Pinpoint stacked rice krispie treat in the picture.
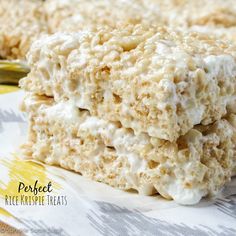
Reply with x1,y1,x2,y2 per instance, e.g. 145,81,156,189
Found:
20,25,236,204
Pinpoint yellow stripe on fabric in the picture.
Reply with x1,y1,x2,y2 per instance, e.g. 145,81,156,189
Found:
0,85,19,94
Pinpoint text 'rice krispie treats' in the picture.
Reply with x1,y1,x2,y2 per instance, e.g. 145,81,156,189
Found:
20,25,236,141
20,93,236,205
0,0,48,59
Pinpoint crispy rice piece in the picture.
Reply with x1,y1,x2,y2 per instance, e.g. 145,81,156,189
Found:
20,93,236,205
20,25,236,141
0,0,48,59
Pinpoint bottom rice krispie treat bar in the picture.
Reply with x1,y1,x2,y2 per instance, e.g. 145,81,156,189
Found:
20,94,236,205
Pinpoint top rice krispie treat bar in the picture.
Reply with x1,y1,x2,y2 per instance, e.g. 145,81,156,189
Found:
20,25,236,141
0,0,48,59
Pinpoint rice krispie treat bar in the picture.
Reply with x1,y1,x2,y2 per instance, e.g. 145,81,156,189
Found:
163,0,236,28
20,25,236,141
0,0,48,59
1,0,236,60
20,93,236,205
0,0,164,59
44,0,236,45
44,0,164,33
152,0,236,42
